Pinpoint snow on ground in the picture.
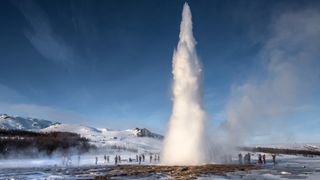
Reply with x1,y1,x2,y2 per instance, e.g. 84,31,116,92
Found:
0,153,161,179
2,114,320,179
253,143,320,151
1,155,320,179
41,124,162,153
0,114,57,130
0,153,158,169
1,114,163,154
201,155,320,179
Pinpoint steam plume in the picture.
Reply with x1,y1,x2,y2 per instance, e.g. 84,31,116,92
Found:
224,9,320,145
161,3,207,165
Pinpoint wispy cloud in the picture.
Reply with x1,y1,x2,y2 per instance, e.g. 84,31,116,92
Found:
13,0,78,68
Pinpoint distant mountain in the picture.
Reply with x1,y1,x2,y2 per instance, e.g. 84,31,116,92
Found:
0,114,59,130
132,127,164,139
0,113,163,153
41,124,163,153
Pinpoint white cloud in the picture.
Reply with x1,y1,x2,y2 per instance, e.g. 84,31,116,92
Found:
14,0,78,68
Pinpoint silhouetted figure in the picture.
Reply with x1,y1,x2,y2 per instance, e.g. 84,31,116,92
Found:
244,154,247,164
154,154,158,162
247,153,251,164
118,155,121,163
262,154,266,164
136,155,138,162
272,154,276,166
95,156,98,165
104,155,107,163
142,154,145,162
258,154,263,164
150,155,153,163
139,155,142,165
238,153,243,164
129,157,132,162
115,155,118,165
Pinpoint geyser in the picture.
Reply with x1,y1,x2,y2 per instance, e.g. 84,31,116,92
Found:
162,3,207,165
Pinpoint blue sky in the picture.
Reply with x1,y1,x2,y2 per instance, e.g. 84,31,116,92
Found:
0,0,319,143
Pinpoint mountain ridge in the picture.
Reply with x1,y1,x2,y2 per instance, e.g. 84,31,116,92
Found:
0,113,163,153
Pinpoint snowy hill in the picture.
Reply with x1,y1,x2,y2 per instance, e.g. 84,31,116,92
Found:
0,113,163,153
41,124,163,153
0,114,58,130
253,143,320,151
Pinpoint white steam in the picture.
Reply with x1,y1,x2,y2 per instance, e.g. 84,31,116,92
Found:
224,9,320,145
161,3,207,165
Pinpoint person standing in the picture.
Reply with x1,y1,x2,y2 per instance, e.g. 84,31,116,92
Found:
258,154,262,164
115,155,118,165
139,155,142,165
95,156,98,165
262,154,266,164
150,155,153,163
272,154,276,166
238,153,243,164
243,154,248,164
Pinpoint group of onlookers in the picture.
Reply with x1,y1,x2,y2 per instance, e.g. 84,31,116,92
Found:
238,153,276,165
93,153,160,165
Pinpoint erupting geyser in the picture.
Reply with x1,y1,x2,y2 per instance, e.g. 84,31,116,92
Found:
162,3,207,165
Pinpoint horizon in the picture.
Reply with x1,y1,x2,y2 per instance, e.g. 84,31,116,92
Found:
1,0,320,144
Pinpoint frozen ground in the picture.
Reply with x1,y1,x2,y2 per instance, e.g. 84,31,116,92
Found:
208,155,320,179
0,153,162,179
41,124,163,153
253,143,320,151
1,154,320,179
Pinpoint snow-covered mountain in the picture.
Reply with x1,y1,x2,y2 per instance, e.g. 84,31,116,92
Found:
0,114,59,130
42,124,163,153
0,113,163,153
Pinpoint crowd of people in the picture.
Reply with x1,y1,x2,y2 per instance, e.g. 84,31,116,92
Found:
238,153,276,166
69,153,277,167
93,153,160,165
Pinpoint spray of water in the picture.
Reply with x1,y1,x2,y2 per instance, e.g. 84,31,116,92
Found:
161,3,207,165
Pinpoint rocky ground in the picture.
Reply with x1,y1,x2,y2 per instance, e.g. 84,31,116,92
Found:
95,164,258,179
